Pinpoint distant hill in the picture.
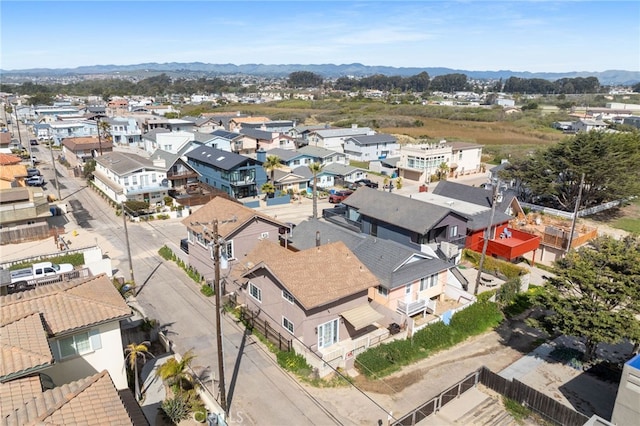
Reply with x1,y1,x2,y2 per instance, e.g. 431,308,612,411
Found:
1,62,639,85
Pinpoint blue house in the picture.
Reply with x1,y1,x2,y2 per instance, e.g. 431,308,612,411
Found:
185,145,266,199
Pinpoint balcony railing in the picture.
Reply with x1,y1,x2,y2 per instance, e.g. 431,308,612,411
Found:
397,298,437,317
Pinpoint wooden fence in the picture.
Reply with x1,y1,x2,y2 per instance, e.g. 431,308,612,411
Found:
478,367,590,426
239,307,292,352
394,366,590,426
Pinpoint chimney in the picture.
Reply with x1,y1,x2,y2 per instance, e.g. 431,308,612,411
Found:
316,231,321,247
256,148,266,163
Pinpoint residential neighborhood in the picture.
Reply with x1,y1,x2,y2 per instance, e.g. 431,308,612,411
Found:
1,43,639,426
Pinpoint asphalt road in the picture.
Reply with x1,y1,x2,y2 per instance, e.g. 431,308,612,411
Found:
45,156,355,425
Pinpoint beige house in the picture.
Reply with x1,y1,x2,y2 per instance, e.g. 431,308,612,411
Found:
398,140,483,182
229,240,384,376
61,136,114,169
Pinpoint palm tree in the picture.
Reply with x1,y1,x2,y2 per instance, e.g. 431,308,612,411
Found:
261,182,276,198
308,162,323,220
262,155,282,183
156,349,197,394
437,162,450,181
125,341,153,401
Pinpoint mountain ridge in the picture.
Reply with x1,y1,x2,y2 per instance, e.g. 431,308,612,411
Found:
1,62,638,85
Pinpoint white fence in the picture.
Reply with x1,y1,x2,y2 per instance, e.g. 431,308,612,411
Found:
520,198,627,219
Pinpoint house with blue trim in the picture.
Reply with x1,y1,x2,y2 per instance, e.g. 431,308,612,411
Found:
185,145,266,199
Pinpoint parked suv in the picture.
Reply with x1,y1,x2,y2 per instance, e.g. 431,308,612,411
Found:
354,179,379,189
26,176,45,186
328,190,353,203
27,168,41,177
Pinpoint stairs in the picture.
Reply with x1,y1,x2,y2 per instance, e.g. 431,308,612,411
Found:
455,396,517,426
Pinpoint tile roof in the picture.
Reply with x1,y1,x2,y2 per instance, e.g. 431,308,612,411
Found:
2,370,142,426
182,196,286,239
0,375,43,413
62,137,114,152
0,153,22,166
242,240,378,310
0,164,28,182
0,274,131,337
0,313,53,381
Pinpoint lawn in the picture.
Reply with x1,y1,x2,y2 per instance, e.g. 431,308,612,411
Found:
611,199,640,234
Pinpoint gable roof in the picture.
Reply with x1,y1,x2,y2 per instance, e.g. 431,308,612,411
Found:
345,134,397,146
298,145,339,159
182,196,285,239
239,127,273,140
342,187,455,234
0,274,131,338
263,147,301,162
432,180,517,212
0,153,22,166
2,370,145,426
210,129,241,141
310,127,373,138
0,312,53,382
290,220,452,289
321,163,365,176
185,145,259,171
96,151,162,175
242,240,378,310
62,137,113,152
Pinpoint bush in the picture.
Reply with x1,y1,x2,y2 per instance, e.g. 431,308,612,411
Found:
9,253,85,270
462,249,527,279
161,395,190,424
200,284,214,297
356,301,503,378
277,351,312,376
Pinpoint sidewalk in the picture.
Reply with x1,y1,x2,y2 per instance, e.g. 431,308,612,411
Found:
140,353,172,426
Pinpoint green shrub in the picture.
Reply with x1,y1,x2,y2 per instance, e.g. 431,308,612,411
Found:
462,249,527,279
9,253,85,270
158,245,173,260
502,396,531,423
277,351,312,376
449,302,503,336
161,396,190,424
200,284,214,297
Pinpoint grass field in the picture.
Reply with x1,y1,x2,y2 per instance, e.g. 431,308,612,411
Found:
611,199,640,234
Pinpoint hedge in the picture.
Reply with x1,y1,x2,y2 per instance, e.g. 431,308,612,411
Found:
462,249,527,279
355,301,503,378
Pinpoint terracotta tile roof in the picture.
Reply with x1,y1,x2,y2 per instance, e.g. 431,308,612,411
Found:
242,240,378,309
0,274,131,336
0,313,53,381
61,136,114,152
231,116,271,124
0,133,10,146
0,375,42,413
0,153,22,166
0,164,28,182
182,197,286,239
2,370,140,426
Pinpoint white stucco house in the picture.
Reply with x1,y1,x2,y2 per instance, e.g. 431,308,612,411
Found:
93,151,169,205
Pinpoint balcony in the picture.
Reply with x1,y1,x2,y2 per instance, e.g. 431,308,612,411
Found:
230,176,255,186
168,171,198,180
485,228,541,261
397,298,437,317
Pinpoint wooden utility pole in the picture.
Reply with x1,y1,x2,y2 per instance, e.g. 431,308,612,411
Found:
474,182,499,295
212,219,227,414
121,202,135,283
49,141,62,201
96,118,104,155
566,173,585,254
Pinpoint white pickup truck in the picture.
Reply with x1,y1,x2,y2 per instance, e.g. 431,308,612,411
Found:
10,262,74,291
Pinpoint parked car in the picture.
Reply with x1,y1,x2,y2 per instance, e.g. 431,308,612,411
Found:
27,168,41,177
30,139,38,145
328,190,353,203
26,175,45,186
354,179,379,189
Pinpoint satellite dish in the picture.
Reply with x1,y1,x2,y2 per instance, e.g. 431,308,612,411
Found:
161,179,168,186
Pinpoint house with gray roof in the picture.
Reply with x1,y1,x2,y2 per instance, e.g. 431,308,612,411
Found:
298,145,347,165
307,125,374,153
343,134,398,162
104,117,142,146
288,220,469,324
93,151,169,205
317,163,368,188
271,165,313,194
340,187,469,258
149,147,199,194
185,145,266,199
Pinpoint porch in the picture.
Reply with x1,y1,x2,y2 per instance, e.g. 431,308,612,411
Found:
397,298,437,317
485,228,541,262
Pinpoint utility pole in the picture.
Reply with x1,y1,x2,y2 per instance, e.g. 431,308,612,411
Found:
212,219,227,415
474,181,500,295
96,118,104,155
49,142,62,200
121,201,135,283
13,104,31,166
566,173,585,254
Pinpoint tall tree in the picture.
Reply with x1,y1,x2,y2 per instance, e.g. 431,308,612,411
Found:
308,162,323,220
125,341,153,401
501,131,640,210
262,155,282,183
536,235,640,362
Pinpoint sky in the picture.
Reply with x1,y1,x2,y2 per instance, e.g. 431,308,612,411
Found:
1,1,639,73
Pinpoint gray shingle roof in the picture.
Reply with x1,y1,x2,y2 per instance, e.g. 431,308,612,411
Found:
342,187,454,234
192,131,216,143
239,128,273,140
321,163,364,176
290,220,452,289
310,127,372,138
95,151,164,175
211,129,241,140
345,134,397,146
186,145,259,170
298,145,337,159
264,147,301,162
432,180,517,212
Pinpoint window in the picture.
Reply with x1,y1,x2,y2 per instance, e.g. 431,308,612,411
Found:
419,274,438,291
282,289,294,304
405,284,411,295
249,282,262,302
223,241,234,259
124,177,129,186
151,173,157,183
317,319,339,348
282,317,294,334
449,225,458,238
377,286,388,297
132,176,138,185
56,330,101,359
